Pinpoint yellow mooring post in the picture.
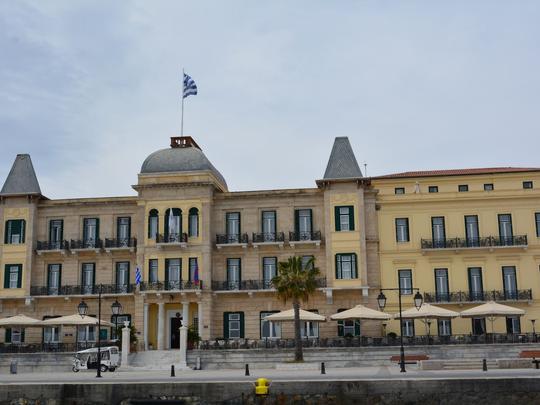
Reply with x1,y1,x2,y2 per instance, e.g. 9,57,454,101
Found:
255,378,270,396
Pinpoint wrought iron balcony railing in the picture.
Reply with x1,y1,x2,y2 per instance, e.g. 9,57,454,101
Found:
252,232,285,243
289,230,322,242
104,237,137,249
216,233,249,244
421,235,528,250
70,238,103,250
36,240,69,251
212,278,327,291
30,283,135,296
424,289,532,303
156,233,188,244
139,280,202,291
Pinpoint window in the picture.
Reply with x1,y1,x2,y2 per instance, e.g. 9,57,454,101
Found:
502,266,517,299
395,187,405,195
43,317,60,344
82,218,99,248
464,215,479,247
116,262,130,293
434,268,449,302
295,209,313,240
165,208,182,240
398,269,412,295
81,263,95,294
301,310,319,338
5,327,24,344
260,312,281,339
334,206,354,232
188,208,199,237
165,258,181,290
395,218,410,242
227,258,241,290
262,257,277,288
301,255,314,270
78,325,96,342
472,318,486,335
431,217,446,247
226,212,241,242
148,209,159,239
438,319,452,336
111,314,131,340
49,219,63,248
484,183,494,191
337,309,360,337
335,253,357,279
506,317,521,334
261,211,277,241
4,219,25,244
4,264,22,289
523,181,533,189
148,259,158,283
468,267,484,301
401,319,414,337
188,258,199,283
47,264,61,295
117,217,131,246
535,213,540,238
224,312,244,339
428,186,438,193
458,184,469,192
498,214,513,245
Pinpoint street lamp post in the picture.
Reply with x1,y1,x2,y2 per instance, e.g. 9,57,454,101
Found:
78,284,105,378
377,288,423,373
111,300,123,344
531,319,536,342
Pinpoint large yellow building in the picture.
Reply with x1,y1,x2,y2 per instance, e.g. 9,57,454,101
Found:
0,136,538,350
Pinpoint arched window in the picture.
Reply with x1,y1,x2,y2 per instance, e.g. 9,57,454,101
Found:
188,208,199,237
148,209,159,239
165,208,182,238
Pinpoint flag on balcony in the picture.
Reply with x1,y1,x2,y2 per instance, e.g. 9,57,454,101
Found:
193,260,200,285
135,266,142,285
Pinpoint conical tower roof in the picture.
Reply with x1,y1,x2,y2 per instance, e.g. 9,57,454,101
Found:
322,137,363,180
0,154,42,197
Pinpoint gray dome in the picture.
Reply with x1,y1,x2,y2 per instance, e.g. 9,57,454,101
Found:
141,146,227,187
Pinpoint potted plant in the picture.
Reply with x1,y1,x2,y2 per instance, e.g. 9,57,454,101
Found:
187,327,200,350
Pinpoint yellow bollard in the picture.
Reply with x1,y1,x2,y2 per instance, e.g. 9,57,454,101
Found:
254,377,270,396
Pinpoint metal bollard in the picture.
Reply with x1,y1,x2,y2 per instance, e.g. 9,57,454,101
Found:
196,356,201,371
171,364,175,377
321,362,326,375
245,364,250,376
482,359,487,372
10,361,17,375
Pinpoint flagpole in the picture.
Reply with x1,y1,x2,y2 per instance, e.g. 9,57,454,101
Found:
181,68,185,136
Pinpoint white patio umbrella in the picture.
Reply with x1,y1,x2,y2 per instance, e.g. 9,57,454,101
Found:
460,301,525,335
394,304,460,336
40,314,113,327
330,305,391,321
0,314,42,327
264,308,326,322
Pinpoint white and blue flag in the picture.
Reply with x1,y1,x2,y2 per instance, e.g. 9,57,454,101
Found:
183,73,198,99
135,266,142,285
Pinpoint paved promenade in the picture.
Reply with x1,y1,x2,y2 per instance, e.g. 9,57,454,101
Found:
2,365,540,384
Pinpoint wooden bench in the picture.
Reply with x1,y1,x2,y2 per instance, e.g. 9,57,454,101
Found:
519,351,540,359
390,354,429,364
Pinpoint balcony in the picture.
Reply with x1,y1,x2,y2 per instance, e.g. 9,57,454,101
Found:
212,277,327,292
104,237,137,253
30,283,135,297
156,233,188,248
215,233,249,249
69,239,103,254
424,289,532,304
252,232,285,248
289,231,322,247
36,240,69,255
421,235,528,252
139,280,202,291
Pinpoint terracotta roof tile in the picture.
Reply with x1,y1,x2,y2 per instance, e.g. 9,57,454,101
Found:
372,167,540,180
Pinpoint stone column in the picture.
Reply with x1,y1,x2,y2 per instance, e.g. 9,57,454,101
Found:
157,302,165,350
121,321,130,367
197,301,203,338
178,301,190,369
143,303,149,351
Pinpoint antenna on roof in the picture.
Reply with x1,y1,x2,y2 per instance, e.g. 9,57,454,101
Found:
364,163,367,177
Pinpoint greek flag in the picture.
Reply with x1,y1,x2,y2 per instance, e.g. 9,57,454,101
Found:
183,73,198,99
135,266,142,285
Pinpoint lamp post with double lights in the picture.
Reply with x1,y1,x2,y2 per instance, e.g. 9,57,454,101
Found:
377,288,423,373
531,319,536,342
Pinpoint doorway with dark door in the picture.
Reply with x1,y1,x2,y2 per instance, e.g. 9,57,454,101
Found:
170,316,182,349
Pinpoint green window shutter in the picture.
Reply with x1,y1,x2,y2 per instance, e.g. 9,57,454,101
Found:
59,265,62,289
239,312,245,338
92,265,96,290
294,210,300,235
4,221,8,244
352,254,358,279
21,220,25,243
223,312,230,339
354,320,361,336
21,328,25,343
4,265,9,288
348,206,355,231
126,262,130,286
335,255,341,279
60,220,64,242
337,320,344,336
83,219,88,241
165,259,170,285
308,209,313,233
95,219,100,240
16,265,22,288
239,260,242,283
164,210,170,236
47,265,51,289
5,328,11,343
334,207,340,231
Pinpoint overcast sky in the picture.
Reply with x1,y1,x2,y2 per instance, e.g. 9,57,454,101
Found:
1,1,539,199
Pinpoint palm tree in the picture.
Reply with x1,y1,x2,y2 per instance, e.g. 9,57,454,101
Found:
272,256,320,361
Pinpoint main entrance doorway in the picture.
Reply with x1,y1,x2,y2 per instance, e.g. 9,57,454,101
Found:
170,316,182,349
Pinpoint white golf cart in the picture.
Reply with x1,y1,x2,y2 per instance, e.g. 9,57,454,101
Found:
72,346,120,372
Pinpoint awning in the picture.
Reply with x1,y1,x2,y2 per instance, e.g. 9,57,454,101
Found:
460,301,525,318
0,315,41,327
394,304,460,320
330,305,391,321
40,314,113,327
264,309,326,322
